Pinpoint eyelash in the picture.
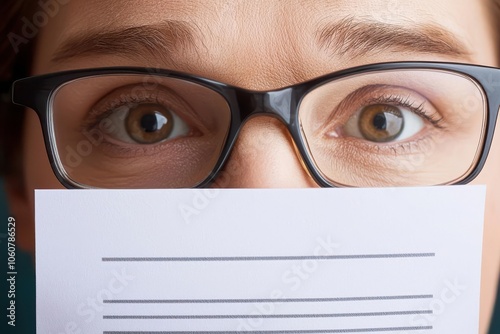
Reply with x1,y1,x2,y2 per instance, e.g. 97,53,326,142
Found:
365,94,444,129
81,90,165,131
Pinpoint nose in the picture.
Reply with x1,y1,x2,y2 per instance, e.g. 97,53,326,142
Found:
211,116,319,188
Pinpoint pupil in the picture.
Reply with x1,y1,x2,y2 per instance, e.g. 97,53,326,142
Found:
140,112,168,133
372,113,387,130
140,114,158,132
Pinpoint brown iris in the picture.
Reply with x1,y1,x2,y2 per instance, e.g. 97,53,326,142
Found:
125,103,174,144
358,104,404,142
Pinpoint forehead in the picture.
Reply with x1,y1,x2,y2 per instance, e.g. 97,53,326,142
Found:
34,0,497,89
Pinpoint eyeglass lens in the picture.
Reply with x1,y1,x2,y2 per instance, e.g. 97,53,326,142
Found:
298,70,486,186
52,75,231,188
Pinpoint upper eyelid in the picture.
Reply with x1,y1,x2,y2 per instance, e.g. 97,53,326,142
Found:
89,84,185,117
363,95,443,127
82,84,207,132
320,84,413,129
92,84,199,117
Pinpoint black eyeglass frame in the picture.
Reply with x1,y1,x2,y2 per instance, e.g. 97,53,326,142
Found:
11,61,500,189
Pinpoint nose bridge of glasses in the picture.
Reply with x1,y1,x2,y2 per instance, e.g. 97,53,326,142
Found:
236,88,294,126
263,88,294,125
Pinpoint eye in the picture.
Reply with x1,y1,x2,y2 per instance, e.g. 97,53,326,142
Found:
105,102,190,144
342,103,425,143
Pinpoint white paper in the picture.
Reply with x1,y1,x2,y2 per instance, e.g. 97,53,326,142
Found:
35,186,485,334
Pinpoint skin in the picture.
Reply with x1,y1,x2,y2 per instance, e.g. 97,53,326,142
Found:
5,0,500,331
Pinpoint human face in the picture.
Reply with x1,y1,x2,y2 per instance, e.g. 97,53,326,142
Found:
10,0,500,332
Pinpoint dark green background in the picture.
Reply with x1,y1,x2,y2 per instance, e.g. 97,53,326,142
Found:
0,180,498,333
1,180,35,333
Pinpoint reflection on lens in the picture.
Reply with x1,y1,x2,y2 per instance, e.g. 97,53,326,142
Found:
298,69,487,187
51,75,231,188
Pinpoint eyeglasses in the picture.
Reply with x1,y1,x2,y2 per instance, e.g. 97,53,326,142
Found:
11,62,500,189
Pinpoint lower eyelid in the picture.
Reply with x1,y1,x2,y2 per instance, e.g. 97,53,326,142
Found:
331,126,441,156
93,132,204,158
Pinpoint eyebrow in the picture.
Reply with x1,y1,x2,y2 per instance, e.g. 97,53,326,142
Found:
52,16,473,66
316,17,472,60
51,20,198,64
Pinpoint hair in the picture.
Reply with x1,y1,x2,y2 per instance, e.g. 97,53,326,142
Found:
1,0,500,180
0,1,37,179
